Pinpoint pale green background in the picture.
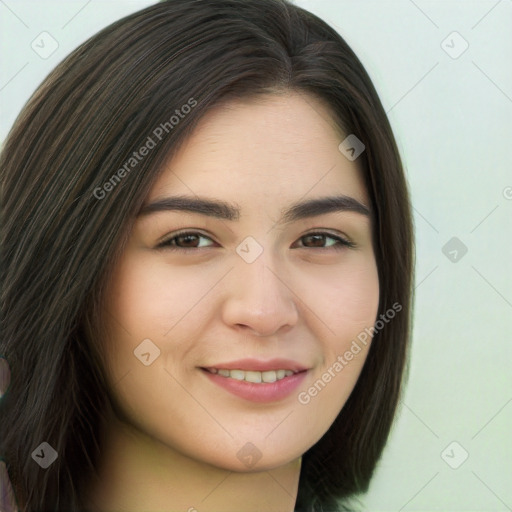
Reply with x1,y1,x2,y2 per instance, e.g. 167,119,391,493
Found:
1,1,511,510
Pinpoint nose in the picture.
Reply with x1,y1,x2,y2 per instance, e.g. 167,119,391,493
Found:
221,252,299,338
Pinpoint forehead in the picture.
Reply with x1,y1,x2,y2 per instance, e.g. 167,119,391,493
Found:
147,92,368,210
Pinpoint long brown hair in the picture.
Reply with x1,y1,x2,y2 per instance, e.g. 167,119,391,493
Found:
0,1,414,510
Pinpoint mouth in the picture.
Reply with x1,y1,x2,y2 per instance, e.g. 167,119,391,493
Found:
201,367,303,384
199,359,310,403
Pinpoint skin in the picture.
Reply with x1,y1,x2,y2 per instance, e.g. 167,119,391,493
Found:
86,91,380,512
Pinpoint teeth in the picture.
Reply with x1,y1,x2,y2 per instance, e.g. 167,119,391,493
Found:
207,368,297,383
262,370,276,383
245,371,262,383
230,369,245,381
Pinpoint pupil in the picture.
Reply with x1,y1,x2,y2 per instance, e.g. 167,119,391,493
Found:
180,234,197,247
307,234,324,247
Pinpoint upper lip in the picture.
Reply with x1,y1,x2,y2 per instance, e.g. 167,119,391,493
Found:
202,358,309,373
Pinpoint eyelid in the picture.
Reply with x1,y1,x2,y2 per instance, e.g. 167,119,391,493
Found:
155,229,356,251
155,228,215,248
296,230,356,249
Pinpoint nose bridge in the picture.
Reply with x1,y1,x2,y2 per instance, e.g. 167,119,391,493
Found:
235,240,286,304
222,237,298,336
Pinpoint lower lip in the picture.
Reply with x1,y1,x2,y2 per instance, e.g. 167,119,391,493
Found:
201,369,308,403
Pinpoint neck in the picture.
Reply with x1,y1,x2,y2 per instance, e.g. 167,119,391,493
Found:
85,415,301,512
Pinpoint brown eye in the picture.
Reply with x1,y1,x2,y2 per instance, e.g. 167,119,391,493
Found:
158,231,215,250
174,234,201,248
296,232,355,250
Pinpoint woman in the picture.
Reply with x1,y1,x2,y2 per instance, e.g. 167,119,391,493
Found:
0,0,414,510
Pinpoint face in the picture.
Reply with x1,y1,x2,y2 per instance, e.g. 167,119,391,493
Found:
100,91,379,472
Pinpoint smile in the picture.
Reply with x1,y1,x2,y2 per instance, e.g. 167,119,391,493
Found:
204,368,297,383
201,367,308,403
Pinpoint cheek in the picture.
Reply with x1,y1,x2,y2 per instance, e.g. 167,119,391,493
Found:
106,249,379,362
101,255,177,380
102,253,224,384
299,252,380,341
106,253,209,338
293,253,379,419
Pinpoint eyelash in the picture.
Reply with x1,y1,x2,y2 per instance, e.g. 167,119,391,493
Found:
156,230,356,251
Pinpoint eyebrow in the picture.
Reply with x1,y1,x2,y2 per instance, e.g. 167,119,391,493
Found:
137,194,370,223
